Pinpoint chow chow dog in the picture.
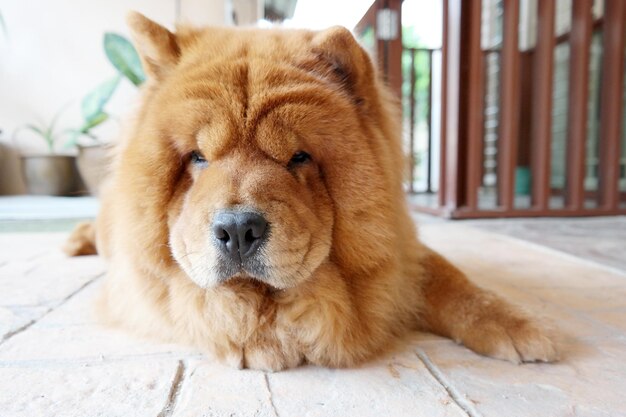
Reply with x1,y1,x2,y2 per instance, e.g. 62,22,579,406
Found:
65,12,557,370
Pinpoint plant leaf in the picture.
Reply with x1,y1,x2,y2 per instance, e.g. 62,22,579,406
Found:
64,112,109,148
80,112,109,132
23,124,46,138
23,123,54,152
82,76,121,122
63,130,93,148
46,104,69,143
15,104,71,153
104,33,145,86
63,130,82,149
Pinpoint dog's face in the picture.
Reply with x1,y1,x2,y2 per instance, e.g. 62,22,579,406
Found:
121,14,399,289
163,71,336,288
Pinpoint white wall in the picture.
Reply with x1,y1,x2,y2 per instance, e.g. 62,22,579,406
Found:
0,0,255,194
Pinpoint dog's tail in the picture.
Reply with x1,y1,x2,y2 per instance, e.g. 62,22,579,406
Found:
63,221,98,256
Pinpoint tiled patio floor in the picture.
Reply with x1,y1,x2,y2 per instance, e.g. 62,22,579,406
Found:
467,216,626,272
1,222,625,416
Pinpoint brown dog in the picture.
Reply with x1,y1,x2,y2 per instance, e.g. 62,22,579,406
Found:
65,12,557,370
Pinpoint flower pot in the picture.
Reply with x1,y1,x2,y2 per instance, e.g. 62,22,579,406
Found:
76,144,114,196
21,155,82,196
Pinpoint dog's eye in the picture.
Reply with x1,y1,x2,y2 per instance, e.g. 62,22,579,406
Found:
190,151,208,168
288,151,311,168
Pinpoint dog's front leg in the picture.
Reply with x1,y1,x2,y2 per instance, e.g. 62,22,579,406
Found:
418,247,558,363
273,262,392,368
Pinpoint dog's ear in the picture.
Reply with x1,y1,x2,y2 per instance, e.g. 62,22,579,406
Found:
126,11,180,80
310,26,376,105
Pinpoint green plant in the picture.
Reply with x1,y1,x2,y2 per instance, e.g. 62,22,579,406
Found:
14,106,71,153
68,33,145,146
69,75,121,143
104,33,145,86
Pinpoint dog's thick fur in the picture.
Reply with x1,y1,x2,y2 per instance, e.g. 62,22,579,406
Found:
65,12,557,370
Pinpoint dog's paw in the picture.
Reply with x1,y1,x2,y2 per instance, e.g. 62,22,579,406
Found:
460,317,558,364
243,343,303,372
63,221,97,256
208,342,245,369
222,346,245,369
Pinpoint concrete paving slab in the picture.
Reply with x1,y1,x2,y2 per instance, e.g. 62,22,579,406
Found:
0,281,197,364
0,360,180,417
267,344,467,417
173,359,278,417
417,337,626,417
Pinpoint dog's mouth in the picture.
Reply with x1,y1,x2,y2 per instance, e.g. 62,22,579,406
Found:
219,273,281,293
213,251,269,283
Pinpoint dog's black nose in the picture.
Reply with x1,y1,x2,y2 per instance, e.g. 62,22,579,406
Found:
212,211,268,261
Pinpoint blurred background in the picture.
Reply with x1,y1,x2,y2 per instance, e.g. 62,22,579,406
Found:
0,0,624,223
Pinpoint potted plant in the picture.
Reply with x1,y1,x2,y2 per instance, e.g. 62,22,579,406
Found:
15,108,82,196
71,75,121,196
69,33,145,195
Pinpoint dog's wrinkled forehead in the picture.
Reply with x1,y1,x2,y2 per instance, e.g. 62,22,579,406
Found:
151,58,350,164
126,11,372,108
151,71,319,164
126,11,376,168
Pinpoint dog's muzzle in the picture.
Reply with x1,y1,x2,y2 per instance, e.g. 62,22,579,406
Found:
211,209,269,281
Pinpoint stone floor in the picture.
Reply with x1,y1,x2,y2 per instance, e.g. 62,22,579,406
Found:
1,219,626,416
467,216,626,272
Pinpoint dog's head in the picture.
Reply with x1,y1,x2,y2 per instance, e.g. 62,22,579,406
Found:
118,13,402,289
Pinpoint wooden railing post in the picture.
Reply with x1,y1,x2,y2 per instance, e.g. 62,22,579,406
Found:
565,0,593,209
598,0,625,209
530,0,556,210
497,0,521,210
463,0,485,210
440,0,484,215
354,0,403,100
440,0,464,213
